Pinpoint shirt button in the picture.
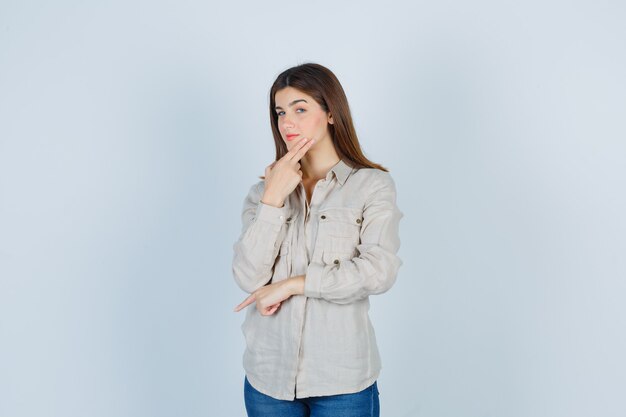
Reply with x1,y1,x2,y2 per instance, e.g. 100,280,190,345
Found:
356,218,362,224
333,259,339,264
320,215,326,220
279,215,284,220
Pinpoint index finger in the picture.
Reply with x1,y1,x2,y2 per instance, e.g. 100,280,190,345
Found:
284,137,311,161
234,293,256,312
290,137,315,162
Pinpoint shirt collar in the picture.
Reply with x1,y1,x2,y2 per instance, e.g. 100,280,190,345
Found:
327,159,354,186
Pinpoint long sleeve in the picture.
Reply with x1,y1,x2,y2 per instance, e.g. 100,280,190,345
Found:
232,181,290,293
303,173,403,304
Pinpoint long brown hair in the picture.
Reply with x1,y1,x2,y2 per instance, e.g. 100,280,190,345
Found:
265,63,388,176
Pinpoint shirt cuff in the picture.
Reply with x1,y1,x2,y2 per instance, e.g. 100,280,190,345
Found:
304,261,325,299
255,201,289,226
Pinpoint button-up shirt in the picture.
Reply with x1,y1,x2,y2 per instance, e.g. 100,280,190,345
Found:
232,158,403,401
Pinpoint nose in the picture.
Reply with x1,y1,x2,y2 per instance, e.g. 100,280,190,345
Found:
280,115,295,130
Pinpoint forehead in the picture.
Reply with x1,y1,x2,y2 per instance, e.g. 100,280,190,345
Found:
274,86,315,105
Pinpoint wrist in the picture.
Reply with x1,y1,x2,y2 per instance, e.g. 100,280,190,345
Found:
261,192,284,208
286,275,305,296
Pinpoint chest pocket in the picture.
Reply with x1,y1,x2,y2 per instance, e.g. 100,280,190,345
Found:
317,207,364,261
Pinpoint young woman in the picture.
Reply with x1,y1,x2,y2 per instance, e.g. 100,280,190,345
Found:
232,62,403,417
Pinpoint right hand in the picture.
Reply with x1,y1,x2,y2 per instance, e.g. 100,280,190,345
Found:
261,137,315,207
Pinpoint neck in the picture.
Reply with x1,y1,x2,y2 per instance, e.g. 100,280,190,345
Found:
300,140,341,181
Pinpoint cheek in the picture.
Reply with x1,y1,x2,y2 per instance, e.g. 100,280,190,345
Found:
307,114,327,132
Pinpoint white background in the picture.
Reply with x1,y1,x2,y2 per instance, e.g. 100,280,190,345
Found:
1,1,625,416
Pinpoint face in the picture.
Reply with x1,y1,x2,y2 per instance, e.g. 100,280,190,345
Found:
274,86,333,150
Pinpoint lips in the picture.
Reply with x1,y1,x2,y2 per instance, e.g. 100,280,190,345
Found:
286,134,299,141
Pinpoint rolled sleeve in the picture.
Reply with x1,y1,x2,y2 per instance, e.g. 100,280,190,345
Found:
303,173,403,304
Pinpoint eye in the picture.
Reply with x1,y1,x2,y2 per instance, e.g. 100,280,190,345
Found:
276,108,306,117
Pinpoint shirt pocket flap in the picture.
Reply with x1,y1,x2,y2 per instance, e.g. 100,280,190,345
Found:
318,207,364,238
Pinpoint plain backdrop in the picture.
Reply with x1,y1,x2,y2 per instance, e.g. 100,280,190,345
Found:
1,1,625,416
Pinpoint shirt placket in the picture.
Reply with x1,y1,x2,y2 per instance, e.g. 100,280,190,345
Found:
293,177,330,397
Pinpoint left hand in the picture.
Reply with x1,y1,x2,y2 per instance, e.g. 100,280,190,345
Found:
234,276,304,316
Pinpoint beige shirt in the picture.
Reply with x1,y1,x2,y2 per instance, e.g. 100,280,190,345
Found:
232,158,403,401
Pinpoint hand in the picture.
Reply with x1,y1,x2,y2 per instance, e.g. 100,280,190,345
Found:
233,276,306,316
233,280,291,316
262,137,315,207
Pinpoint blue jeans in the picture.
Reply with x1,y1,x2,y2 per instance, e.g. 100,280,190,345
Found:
244,375,380,417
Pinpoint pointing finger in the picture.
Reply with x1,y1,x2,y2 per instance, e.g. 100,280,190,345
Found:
285,137,311,161
292,137,316,161
234,294,256,312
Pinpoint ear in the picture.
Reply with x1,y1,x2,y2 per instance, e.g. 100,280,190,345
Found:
328,113,334,125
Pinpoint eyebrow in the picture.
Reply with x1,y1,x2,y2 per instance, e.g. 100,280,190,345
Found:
275,99,308,110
